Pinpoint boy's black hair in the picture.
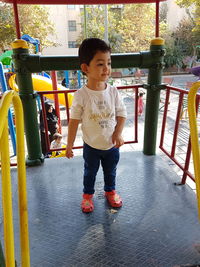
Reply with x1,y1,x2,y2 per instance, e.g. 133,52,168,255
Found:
78,38,111,66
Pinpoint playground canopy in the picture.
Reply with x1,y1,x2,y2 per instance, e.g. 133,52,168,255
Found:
2,0,165,4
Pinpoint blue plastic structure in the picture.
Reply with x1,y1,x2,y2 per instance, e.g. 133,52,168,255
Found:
21,34,40,53
0,63,16,155
78,70,81,88
64,70,69,88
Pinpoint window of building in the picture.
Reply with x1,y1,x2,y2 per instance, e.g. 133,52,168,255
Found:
68,20,76,31
68,41,77,48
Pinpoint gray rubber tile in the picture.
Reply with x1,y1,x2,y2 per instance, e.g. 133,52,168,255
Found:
0,151,200,267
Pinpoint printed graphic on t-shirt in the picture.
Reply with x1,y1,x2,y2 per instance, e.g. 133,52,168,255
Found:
89,100,114,129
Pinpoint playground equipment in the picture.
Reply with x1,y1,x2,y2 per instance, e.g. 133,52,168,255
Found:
0,50,13,66
5,0,200,266
0,63,16,156
188,80,200,219
9,74,73,107
0,90,30,267
50,145,66,158
10,37,165,166
21,34,40,53
63,70,82,88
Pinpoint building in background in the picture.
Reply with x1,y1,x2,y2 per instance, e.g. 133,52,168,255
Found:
42,1,189,56
42,5,82,55
166,0,188,30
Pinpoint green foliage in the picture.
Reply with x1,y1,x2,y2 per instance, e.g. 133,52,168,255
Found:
117,4,156,52
78,3,198,69
78,5,122,52
176,0,200,8
162,0,200,69
164,36,184,68
78,4,167,53
192,6,200,36
0,3,57,51
173,18,197,55
176,0,200,45
163,17,197,69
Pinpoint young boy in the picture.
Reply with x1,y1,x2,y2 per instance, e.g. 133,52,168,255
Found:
66,38,127,213
50,133,66,157
50,133,63,150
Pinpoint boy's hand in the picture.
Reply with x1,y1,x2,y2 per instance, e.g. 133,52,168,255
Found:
112,132,124,148
66,145,74,158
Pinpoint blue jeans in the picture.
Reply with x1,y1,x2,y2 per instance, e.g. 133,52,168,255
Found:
83,143,120,194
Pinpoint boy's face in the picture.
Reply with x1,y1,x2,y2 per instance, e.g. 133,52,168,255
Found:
56,137,62,144
81,51,111,82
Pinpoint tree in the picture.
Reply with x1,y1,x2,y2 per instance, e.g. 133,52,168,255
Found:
118,4,165,52
78,5,122,53
174,18,198,55
163,35,184,69
176,0,200,7
78,4,167,53
176,0,200,44
159,0,200,69
0,3,56,51
162,17,199,70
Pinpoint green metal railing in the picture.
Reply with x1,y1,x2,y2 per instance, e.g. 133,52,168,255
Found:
11,38,165,165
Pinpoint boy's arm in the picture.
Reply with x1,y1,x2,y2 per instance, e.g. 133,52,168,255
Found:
66,118,80,158
112,116,126,148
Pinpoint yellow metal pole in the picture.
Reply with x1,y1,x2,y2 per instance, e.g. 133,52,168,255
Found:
0,90,30,266
188,81,200,220
0,122,15,267
13,94,30,267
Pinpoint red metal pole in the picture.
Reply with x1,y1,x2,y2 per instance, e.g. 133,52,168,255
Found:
41,95,51,152
13,0,21,39
159,88,170,148
155,0,160,37
134,86,138,143
171,92,184,157
181,140,192,184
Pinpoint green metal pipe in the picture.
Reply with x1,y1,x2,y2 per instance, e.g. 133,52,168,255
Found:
11,40,44,166
0,241,5,267
12,52,156,73
112,52,154,69
143,38,165,155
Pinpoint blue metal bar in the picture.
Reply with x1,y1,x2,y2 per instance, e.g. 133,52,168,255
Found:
0,63,16,155
77,70,81,88
64,70,69,88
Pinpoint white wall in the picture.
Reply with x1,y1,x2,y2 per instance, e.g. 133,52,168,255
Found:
166,0,188,30
42,5,82,56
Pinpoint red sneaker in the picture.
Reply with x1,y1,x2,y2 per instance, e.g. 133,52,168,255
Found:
81,194,94,213
105,190,122,208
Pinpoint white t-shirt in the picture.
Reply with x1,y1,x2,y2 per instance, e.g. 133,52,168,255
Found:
70,84,127,150
50,140,62,149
